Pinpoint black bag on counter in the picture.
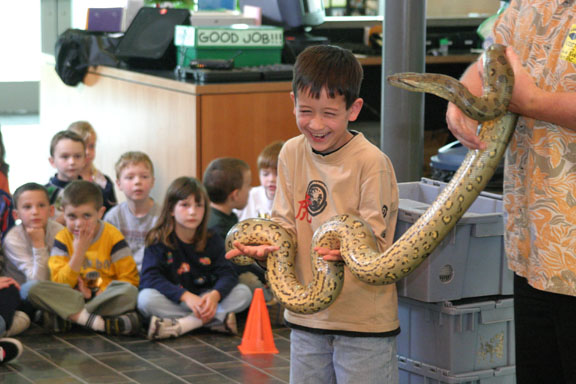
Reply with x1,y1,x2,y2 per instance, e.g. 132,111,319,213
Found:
55,29,121,86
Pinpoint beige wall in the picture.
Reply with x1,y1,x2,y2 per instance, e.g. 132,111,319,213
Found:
427,0,501,18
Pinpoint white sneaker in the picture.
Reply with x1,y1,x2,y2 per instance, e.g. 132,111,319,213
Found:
6,311,30,337
147,316,182,340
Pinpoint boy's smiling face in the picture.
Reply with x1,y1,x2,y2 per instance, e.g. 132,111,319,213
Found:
14,190,53,229
291,87,363,154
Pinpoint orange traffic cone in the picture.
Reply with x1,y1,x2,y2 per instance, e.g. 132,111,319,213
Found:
238,288,279,354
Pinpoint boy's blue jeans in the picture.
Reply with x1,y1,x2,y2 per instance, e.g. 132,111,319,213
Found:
289,329,398,384
137,284,252,324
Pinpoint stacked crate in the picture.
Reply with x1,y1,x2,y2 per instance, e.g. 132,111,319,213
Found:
395,179,516,384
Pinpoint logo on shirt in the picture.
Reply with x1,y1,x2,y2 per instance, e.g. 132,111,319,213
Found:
296,181,328,222
307,181,328,216
177,262,191,275
199,257,211,266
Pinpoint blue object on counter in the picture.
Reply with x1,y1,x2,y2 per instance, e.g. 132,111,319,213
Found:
198,0,236,10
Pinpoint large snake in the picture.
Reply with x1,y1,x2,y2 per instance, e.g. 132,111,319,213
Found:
226,44,518,314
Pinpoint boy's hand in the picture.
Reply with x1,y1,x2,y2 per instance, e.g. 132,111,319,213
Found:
315,247,344,262
225,241,279,262
0,277,20,290
26,226,46,249
70,221,99,272
73,221,98,256
76,277,92,299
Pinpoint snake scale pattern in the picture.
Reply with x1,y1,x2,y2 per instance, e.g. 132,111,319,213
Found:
226,44,518,314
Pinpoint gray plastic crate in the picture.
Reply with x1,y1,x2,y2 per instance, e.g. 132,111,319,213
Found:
397,296,515,374
398,357,516,384
395,178,513,302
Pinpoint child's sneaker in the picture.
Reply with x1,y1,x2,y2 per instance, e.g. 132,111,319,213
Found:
42,311,73,333
0,338,23,364
209,312,238,336
104,311,142,336
147,316,182,340
6,311,30,337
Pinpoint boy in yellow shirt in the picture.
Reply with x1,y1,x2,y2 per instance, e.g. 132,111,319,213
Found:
28,180,140,335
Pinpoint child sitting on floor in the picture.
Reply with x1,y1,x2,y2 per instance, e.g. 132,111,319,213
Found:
235,140,284,221
138,177,251,340
67,121,117,213
27,181,140,335
104,151,160,273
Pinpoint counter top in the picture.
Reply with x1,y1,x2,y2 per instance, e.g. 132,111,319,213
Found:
86,65,293,95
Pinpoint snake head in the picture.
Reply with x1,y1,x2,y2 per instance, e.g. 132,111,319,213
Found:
387,72,461,100
387,72,424,91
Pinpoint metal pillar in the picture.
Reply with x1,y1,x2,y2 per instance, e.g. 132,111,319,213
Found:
381,0,426,182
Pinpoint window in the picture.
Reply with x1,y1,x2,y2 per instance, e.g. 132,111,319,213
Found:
0,0,41,82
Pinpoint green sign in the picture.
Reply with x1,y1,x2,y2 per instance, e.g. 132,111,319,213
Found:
175,26,284,48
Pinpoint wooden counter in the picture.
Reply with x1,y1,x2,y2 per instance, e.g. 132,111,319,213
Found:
356,54,479,66
40,62,298,202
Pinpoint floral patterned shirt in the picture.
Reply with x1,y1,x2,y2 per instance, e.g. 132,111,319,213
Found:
494,0,576,295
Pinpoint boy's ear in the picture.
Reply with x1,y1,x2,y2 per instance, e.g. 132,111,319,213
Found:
347,98,364,122
290,92,296,114
229,188,239,203
48,157,55,168
12,209,19,221
115,178,121,188
97,206,106,219
49,205,55,218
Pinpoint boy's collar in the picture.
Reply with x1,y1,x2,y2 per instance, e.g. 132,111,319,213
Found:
311,130,359,156
52,174,81,186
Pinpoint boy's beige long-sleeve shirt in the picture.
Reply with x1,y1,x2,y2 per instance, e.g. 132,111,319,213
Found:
272,132,400,334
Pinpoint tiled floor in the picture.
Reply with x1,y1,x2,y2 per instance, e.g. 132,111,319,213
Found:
1,307,291,384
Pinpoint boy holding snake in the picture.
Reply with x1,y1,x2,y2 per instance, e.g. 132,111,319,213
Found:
227,45,400,383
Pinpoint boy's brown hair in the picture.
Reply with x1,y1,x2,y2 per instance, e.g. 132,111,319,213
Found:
292,45,363,109
114,151,155,179
203,158,250,204
61,180,103,210
257,141,284,171
12,183,50,209
49,131,86,157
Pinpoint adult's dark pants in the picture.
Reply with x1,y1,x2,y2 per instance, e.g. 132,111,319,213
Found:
514,274,576,384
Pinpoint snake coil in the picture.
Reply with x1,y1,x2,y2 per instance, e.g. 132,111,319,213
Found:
226,44,518,314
